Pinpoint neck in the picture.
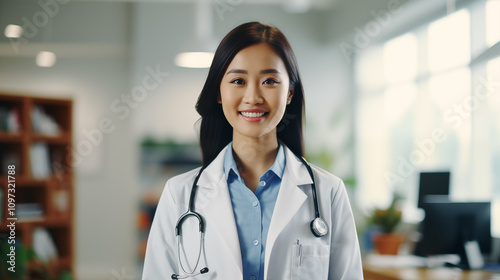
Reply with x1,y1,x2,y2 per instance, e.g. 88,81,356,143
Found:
231,131,279,184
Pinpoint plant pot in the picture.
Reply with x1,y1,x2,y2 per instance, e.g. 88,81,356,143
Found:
373,233,404,255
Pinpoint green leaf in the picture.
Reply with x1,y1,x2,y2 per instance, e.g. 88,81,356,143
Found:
59,270,74,280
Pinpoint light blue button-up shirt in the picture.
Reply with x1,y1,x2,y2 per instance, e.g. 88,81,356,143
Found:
223,142,285,280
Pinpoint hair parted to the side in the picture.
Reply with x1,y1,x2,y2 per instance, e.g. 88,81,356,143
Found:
195,21,305,166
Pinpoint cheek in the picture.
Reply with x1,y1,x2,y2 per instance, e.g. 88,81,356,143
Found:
273,90,290,112
219,88,238,118
219,84,230,104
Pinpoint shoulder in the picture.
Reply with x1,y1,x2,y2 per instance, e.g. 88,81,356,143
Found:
309,164,346,202
161,167,202,204
309,164,343,187
281,143,345,197
166,167,202,187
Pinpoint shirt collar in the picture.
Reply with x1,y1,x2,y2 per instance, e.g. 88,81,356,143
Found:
223,141,286,181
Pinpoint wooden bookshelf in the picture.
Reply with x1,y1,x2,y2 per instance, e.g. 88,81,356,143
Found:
0,93,73,279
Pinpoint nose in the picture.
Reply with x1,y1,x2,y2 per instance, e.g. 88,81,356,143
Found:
242,82,263,104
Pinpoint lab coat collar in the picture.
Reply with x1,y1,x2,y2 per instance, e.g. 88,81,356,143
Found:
197,143,312,189
197,144,228,189
281,143,313,186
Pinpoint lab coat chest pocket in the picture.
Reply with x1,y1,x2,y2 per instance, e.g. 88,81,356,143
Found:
291,243,330,280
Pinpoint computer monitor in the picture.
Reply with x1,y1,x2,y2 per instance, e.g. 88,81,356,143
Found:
414,201,492,260
418,171,450,209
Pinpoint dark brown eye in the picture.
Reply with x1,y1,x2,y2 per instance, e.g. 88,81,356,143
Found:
230,78,245,85
263,78,279,85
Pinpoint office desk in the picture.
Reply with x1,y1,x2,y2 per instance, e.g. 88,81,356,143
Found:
363,265,499,280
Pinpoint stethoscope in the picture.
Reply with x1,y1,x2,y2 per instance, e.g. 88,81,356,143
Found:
171,155,329,279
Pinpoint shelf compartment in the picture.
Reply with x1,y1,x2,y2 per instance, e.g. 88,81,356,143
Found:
15,186,48,222
52,183,72,219
0,142,23,176
48,143,73,179
0,95,24,134
44,226,71,260
28,143,72,180
30,98,71,137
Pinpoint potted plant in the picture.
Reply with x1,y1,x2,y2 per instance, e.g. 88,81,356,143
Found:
370,195,404,255
0,241,73,280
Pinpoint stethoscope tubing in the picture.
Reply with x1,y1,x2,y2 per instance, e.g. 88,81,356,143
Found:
297,156,321,219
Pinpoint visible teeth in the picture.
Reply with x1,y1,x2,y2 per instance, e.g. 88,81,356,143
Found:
241,112,265,118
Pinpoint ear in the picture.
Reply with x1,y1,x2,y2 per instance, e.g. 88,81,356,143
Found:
287,87,294,105
217,95,222,104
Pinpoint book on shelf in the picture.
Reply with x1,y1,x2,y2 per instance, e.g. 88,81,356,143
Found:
53,189,70,213
30,142,51,179
33,227,59,263
0,106,21,133
31,105,60,136
17,203,44,219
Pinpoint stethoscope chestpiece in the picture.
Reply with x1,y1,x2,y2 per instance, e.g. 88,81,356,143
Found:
310,217,329,237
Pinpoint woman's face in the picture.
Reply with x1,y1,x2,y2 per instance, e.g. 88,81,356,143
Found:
219,42,292,140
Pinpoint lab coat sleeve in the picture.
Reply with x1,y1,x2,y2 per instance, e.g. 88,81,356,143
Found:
328,179,363,280
142,180,179,280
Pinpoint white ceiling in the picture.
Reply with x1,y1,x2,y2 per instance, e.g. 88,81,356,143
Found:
73,0,339,12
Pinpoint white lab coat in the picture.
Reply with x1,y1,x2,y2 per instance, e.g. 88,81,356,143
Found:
142,144,363,280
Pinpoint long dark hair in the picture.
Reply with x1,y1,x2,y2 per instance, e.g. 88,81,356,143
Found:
195,21,305,166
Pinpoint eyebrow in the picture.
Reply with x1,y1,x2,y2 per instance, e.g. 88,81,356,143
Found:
226,69,282,75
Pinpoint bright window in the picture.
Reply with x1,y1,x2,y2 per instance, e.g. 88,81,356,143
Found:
486,57,500,197
427,9,470,73
384,84,418,123
383,33,418,85
487,56,500,108
486,0,500,47
428,68,471,113
356,46,385,92
354,3,500,222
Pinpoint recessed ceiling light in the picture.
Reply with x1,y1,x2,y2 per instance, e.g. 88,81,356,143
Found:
4,24,23,38
174,52,214,68
36,51,57,67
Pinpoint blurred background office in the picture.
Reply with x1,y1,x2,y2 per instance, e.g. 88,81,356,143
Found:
0,0,499,279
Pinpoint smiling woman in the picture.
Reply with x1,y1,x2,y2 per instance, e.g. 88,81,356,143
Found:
142,22,362,280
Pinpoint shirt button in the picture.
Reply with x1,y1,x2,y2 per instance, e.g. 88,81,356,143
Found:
250,276,257,280
252,201,259,207
259,181,266,187
253,240,259,246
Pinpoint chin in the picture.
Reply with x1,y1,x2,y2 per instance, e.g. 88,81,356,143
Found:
236,127,277,139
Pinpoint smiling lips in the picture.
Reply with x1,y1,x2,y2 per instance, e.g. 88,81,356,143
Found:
239,110,268,121
241,111,266,117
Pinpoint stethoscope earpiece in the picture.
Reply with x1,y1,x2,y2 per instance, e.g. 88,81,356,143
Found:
171,267,209,279
200,267,209,274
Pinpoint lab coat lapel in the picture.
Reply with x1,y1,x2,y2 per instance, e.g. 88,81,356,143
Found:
264,146,312,276
196,145,243,275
